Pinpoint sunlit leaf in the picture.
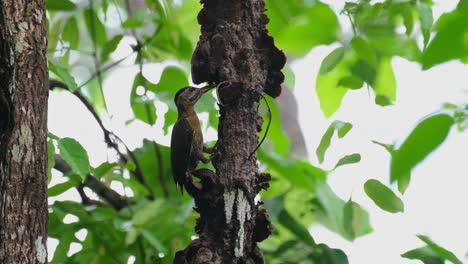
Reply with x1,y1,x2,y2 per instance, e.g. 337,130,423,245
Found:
364,179,404,213
374,57,396,102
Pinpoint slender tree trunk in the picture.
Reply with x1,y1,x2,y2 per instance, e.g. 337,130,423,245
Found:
0,1,49,263
175,0,285,263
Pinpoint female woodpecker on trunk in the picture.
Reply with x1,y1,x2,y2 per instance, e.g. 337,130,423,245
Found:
171,86,214,193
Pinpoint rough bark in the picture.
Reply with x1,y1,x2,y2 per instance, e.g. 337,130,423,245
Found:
0,1,49,263
175,0,285,263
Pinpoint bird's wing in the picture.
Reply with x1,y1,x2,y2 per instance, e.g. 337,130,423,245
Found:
170,118,193,191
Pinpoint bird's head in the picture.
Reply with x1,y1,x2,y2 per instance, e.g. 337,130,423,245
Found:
174,86,213,110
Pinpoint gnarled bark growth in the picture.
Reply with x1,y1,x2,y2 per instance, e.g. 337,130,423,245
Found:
175,0,285,263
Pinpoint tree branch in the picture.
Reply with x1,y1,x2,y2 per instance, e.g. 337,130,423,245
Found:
49,79,154,199
53,154,134,210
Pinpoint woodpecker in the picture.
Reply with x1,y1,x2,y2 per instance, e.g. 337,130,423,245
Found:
171,85,214,192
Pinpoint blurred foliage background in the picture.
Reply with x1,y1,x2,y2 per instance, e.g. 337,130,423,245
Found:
46,0,468,263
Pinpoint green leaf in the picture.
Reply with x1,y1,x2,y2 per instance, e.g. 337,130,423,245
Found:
49,181,76,197
316,70,348,117
47,0,76,11
402,246,444,264
100,34,123,62
49,63,78,92
140,229,167,253
49,230,76,263
350,60,376,86
422,4,468,69
278,209,316,247
316,50,359,117
80,78,108,114
364,179,404,213
342,199,355,239
147,66,189,108
92,162,118,178
58,138,90,180
351,37,377,66
163,109,178,135
369,36,421,62
84,8,107,46
313,182,372,241
263,97,291,156
334,153,361,169
418,2,434,47
130,73,157,125
375,95,392,106
391,113,454,183
276,3,340,55
122,18,144,28
371,140,394,153
319,47,346,74
374,57,396,102
316,121,353,163
133,140,178,198
62,17,80,49
259,150,323,191
310,243,349,264
47,140,55,183
283,65,296,89
417,235,462,264
338,76,363,90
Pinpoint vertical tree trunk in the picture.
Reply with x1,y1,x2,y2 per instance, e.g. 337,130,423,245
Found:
0,1,49,263
176,0,285,263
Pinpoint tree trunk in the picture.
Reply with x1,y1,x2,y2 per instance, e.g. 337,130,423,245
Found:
175,0,285,263
0,1,49,263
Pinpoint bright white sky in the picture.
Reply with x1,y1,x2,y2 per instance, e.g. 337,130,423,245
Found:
48,0,468,263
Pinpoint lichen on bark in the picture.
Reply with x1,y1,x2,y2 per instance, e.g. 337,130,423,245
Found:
175,0,285,263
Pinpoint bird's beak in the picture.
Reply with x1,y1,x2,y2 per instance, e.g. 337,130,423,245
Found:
199,85,214,94
190,85,213,103
191,85,214,102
